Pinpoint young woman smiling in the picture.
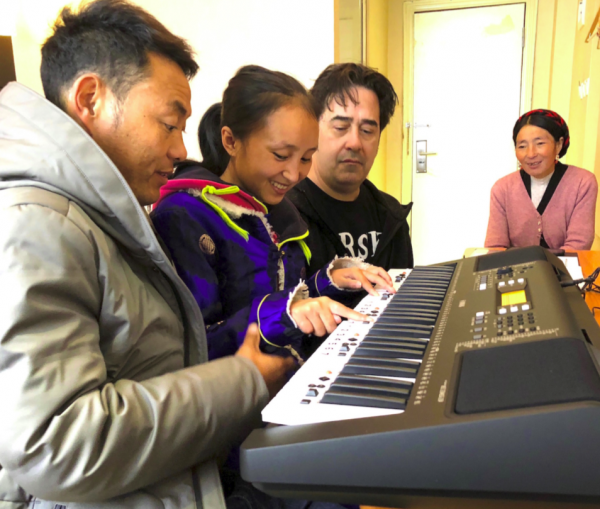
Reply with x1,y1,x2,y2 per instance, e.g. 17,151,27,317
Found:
485,109,597,250
152,65,393,362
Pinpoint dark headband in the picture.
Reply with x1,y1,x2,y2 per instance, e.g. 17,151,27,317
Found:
512,109,570,158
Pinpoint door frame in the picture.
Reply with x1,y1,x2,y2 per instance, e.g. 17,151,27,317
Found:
401,0,538,210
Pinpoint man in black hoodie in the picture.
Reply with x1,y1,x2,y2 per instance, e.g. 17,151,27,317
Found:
288,63,413,278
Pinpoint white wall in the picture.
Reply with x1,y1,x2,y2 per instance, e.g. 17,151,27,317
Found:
11,0,335,160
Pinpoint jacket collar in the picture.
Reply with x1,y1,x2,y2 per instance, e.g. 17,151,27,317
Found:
161,164,309,244
157,166,267,213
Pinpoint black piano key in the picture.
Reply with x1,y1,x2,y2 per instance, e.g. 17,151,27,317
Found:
355,344,424,359
401,281,450,289
388,292,444,300
382,308,439,318
376,315,436,326
397,291,447,298
342,356,420,378
363,335,429,347
328,383,411,399
322,374,413,409
330,380,412,398
361,339,427,351
333,374,414,391
379,309,438,319
406,274,453,281
365,330,429,341
411,266,454,273
370,325,432,339
386,300,441,311
400,284,448,291
321,389,407,410
405,275,453,282
405,276,453,283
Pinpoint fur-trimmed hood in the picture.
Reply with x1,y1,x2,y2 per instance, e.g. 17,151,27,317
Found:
158,164,309,245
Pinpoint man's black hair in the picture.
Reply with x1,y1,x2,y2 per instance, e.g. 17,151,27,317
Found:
41,0,199,110
311,63,398,131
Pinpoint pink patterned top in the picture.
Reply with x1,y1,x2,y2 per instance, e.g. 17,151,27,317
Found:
484,165,597,250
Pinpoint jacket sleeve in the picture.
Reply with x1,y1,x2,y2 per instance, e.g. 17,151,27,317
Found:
485,181,510,248
305,256,367,307
562,171,598,250
152,200,305,360
0,202,268,502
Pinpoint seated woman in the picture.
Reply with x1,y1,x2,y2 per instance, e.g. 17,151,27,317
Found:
152,65,393,365
485,109,597,250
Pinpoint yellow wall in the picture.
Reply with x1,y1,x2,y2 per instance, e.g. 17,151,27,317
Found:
12,0,77,94
385,0,404,202
338,0,363,63
365,0,389,191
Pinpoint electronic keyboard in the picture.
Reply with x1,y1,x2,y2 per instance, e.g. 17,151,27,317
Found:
262,265,455,426
241,247,600,508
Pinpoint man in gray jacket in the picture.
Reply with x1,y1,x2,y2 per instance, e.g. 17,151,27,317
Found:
0,1,294,508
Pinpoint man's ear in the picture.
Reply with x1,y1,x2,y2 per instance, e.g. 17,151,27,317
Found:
64,74,108,135
221,126,240,157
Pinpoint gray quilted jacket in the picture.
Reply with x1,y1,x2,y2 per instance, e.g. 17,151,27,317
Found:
0,82,269,509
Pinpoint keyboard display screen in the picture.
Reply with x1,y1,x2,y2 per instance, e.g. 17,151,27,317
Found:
501,290,527,306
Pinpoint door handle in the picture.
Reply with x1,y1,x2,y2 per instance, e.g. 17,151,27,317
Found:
416,140,435,173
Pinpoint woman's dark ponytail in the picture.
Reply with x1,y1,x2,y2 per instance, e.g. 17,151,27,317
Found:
198,102,230,176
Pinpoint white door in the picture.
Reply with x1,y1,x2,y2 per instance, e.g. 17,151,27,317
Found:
411,5,525,266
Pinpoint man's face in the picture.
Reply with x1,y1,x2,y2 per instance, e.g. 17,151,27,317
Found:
91,53,191,206
313,86,381,195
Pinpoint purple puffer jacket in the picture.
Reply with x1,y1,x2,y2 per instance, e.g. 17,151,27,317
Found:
152,166,359,362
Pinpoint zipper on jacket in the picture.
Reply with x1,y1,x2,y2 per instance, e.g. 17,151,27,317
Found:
275,232,311,289
277,232,312,264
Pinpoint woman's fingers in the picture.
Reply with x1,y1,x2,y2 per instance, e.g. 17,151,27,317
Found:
363,270,395,294
293,312,314,335
318,305,340,334
367,265,395,289
332,267,395,295
329,300,373,322
291,297,374,338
